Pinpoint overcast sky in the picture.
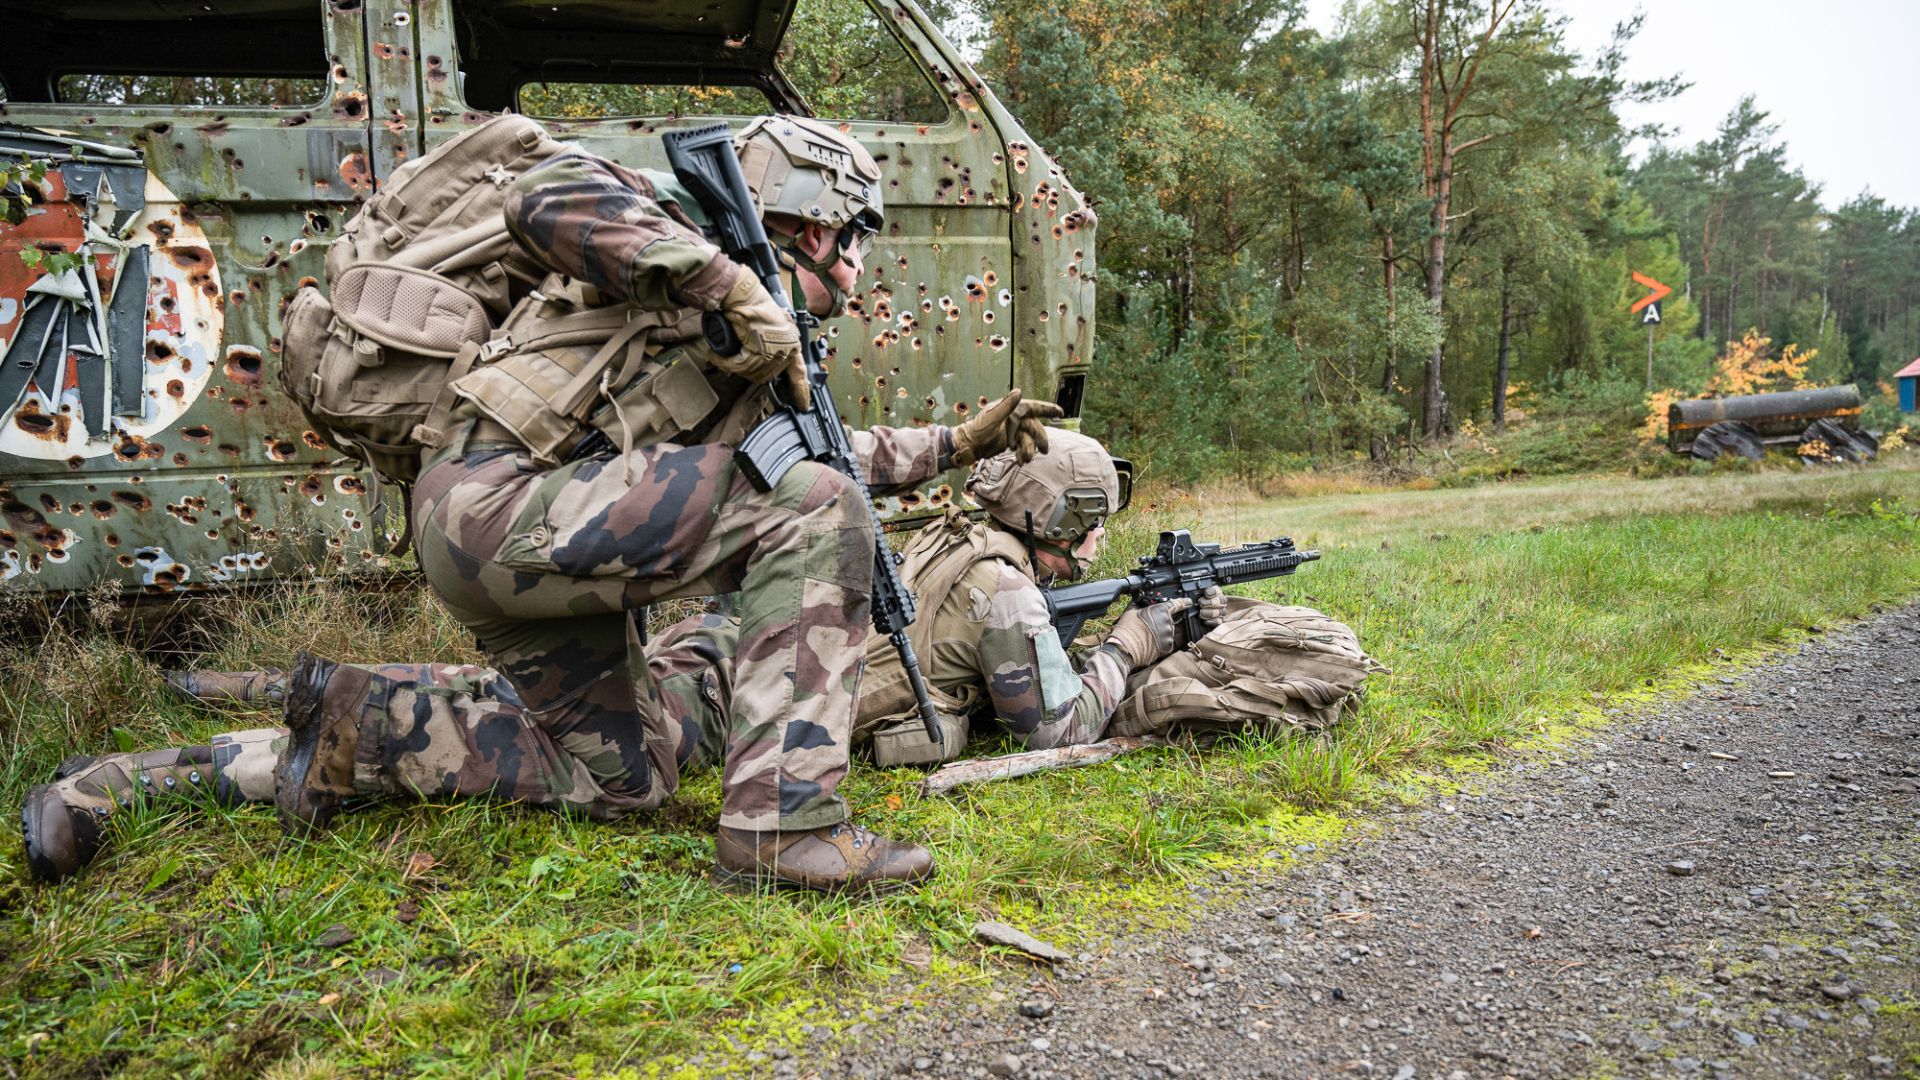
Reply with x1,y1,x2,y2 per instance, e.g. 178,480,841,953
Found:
1298,0,1920,210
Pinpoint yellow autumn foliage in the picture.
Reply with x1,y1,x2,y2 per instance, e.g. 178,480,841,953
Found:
1641,330,1819,443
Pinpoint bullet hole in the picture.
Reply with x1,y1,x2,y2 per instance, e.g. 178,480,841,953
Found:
373,41,395,59
338,151,373,192
113,491,152,511
36,494,58,512
225,346,265,386
231,398,252,413
236,502,255,522
105,533,119,547
998,289,1013,306
303,430,328,451
0,531,12,548
898,491,925,509
165,245,213,272
426,55,449,84
64,456,83,469
304,210,331,234
117,554,135,568
288,238,309,256
165,379,186,399
392,10,410,25
206,386,224,399
181,425,212,444
334,94,368,123
988,335,1009,352
335,475,367,496
279,113,312,128
297,276,320,290
196,119,230,137
144,338,176,364
159,295,177,314
983,311,995,324
13,406,62,439
910,337,923,351
218,443,241,457
265,438,298,462
91,500,115,518
858,395,870,407
147,122,173,136
173,453,190,466
965,277,987,302
875,376,888,391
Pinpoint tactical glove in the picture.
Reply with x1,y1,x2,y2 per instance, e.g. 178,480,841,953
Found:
1196,585,1228,628
717,271,811,411
1105,599,1194,670
951,389,1067,466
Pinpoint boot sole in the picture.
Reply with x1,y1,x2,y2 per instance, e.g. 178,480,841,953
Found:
273,666,336,836
710,864,925,898
21,784,64,883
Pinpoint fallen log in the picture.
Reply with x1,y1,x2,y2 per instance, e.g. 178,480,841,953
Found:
919,736,1162,796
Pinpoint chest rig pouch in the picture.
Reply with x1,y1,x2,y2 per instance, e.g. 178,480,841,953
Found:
448,274,747,468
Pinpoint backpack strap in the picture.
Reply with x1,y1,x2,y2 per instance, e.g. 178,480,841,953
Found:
410,338,488,451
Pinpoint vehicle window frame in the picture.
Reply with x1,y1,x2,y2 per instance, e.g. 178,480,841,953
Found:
485,0,954,128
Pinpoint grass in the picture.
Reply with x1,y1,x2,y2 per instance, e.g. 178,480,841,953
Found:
2,460,1919,1076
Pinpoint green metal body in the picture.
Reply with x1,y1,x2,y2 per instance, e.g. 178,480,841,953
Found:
0,0,1093,596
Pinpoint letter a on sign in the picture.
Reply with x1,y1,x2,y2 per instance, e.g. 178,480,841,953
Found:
1642,302,1661,325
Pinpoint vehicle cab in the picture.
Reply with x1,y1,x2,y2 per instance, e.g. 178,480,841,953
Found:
0,0,1095,595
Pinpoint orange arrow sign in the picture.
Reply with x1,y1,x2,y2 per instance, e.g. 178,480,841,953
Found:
1631,271,1672,315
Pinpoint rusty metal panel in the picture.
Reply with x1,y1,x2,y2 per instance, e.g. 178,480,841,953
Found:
0,2,383,595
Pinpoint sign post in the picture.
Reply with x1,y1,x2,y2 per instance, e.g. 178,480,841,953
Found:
1631,271,1672,390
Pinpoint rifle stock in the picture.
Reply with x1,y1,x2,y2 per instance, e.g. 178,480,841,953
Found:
663,123,943,745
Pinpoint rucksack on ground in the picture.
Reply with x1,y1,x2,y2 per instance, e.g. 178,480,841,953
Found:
279,115,566,485
1107,597,1386,738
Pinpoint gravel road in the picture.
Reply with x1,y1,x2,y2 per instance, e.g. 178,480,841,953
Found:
818,604,1920,1080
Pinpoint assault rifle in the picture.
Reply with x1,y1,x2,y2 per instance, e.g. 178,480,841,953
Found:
663,123,943,745
1045,531,1320,646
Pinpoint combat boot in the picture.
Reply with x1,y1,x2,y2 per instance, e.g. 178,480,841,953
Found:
20,741,262,884
714,822,935,895
274,652,374,836
163,668,287,707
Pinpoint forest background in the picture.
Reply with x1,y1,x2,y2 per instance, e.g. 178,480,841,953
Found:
926,0,1920,482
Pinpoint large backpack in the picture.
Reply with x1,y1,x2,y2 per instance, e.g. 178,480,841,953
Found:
279,115,566,485
1106,598,1386,738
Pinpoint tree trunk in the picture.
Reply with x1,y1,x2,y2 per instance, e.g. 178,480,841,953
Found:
1422,158,1450,439
1493,270,1513,432
1379,232,1399,393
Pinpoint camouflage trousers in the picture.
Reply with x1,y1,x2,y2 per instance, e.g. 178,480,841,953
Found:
186,617,743,813
409,441,870,831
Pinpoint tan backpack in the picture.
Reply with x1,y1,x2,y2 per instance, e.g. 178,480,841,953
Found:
1106,598,1386,738
278,115,567,484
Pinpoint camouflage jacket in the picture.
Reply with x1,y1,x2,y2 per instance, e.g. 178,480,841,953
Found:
488,148,953,482
861,510,1130,751
505,149,741,312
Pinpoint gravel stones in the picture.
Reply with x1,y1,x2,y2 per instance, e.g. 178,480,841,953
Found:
827,604,1920,1080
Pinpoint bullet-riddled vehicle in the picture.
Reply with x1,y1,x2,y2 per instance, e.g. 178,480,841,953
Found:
0,0,1095,595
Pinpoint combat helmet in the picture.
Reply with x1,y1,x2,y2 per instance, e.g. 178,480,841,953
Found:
966,428,1133,577
735,115,883,313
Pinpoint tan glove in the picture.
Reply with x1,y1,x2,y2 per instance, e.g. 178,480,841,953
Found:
1196,585,1228,628
1104,599,1193,670
951,388,1068,466
717,272,811,411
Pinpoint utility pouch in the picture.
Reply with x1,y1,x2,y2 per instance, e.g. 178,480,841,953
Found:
869,711,969,768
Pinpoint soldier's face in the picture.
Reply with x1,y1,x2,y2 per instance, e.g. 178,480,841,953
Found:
792,222,863,317
1035,525,1106,581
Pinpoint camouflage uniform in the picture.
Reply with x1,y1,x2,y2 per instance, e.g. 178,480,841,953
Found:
391,149,953,832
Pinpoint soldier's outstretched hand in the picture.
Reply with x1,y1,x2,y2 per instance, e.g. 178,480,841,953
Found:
951,388,1067,466
716,272,806,407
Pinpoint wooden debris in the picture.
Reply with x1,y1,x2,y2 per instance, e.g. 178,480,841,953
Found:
920,737,1160,796
972,921,1070,963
